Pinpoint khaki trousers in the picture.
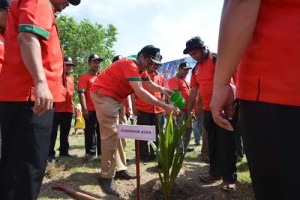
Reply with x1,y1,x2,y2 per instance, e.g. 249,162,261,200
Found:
91,92,127,178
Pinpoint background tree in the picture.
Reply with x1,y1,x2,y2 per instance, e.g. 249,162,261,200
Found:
57,14,118,103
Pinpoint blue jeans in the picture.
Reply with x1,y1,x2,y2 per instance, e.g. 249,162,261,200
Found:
193,114,202,143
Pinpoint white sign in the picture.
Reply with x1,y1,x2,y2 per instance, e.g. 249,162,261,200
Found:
117,124,156,141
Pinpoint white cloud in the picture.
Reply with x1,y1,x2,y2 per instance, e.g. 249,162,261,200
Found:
64,0,223,62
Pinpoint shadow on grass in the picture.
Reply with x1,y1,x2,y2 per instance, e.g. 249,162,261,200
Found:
47,155,101,170
68,144,85,150
41,172,128,200
41,172,101,199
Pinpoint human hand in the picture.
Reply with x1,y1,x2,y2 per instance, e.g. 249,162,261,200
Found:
33,81,53,116
160,87,174,97
164,104,179,115
82,109,89,120
210,83,234,131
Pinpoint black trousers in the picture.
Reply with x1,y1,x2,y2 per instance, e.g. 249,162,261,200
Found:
84,111,101,156
0,102,53,200
49,112,73,156
137,111,161,160
240,100,300,200
203,110,237,182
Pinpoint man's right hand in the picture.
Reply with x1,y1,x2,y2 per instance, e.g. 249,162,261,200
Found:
82,109,89,120
210,83,234,131
33,81,53,116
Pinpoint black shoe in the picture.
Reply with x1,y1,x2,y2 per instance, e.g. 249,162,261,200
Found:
186,147,194,152
115,170,136,180
48,154,56,162
59,153,74,158
97,177,119,197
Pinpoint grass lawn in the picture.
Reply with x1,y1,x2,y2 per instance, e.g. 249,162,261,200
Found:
39,124,254,200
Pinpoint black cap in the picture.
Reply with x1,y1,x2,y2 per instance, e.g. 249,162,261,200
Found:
88,54,104,62
0,0,9,10
69,0,81,6
179,62,192,70
64,57,75,66
112,55,123,63
140,45,162,65
183,36,205,54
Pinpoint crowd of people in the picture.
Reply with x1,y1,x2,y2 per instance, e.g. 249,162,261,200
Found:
0,0,299,199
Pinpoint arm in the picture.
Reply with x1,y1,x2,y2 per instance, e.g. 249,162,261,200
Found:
143,79,173,97
211,0,261,131
18,32,53,116
78,92,89,120
187,87,198,114
130,93,139,116
129,81,176,115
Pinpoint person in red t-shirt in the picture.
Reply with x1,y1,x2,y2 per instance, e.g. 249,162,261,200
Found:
77,54,102,160
0,0,7,72
211,1,300,198
185,36,237,191
112,55,132,119
48,57,76,161
131,56,165,162
168,62,194,153
0,0,80,199
0,0,8,161
91,45,177,196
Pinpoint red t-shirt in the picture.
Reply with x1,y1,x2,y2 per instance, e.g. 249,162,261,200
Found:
135,71,165,113
168,73,190,110
55,75,74,113
0,0,65,102
91,56,150,103
0,32,4,73
78,70,99,111
190,54,215,111
237,0,300,106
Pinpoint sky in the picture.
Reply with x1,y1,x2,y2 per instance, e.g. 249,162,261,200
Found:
64,0,224,62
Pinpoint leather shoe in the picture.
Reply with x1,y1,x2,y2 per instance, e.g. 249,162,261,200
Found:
115,170,136,180
59,153,74,158
199,173,221,184
97,177,119,197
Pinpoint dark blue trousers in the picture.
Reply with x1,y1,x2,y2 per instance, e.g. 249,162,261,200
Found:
203,110,237,183
0,102,53,200
49,112,73,156
137,111,161,160
84,111,101,156
240,100,300,200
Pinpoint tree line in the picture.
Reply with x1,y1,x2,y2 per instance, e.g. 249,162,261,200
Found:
57,14,118,103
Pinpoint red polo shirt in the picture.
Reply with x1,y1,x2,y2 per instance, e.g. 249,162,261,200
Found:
135,71,165,113
55,75,74,113
237,0,300,106
78,70,99,111
0,0,65,102
91,56,150,103
168,73,190,110
190,54,215,111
